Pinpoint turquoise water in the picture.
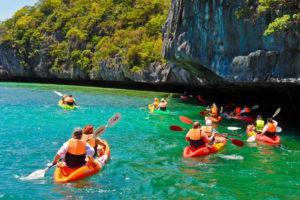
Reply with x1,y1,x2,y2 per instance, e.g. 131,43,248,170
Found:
0,82,300,199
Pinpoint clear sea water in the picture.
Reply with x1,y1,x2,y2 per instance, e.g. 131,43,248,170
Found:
0,82,299,199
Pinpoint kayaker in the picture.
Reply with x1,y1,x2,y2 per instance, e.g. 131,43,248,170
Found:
51,127,95,168
152,98,159,109
82,125,106,157
201,120,222,145
185,122,210,149
262,118,278,138
158,98,167,111
231,107,242,116
65,95,77,106
240,106,251,116
255,115,265,133
62,94,67,104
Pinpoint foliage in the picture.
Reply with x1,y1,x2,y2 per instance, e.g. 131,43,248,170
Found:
0,0,171,72
235,0,300,35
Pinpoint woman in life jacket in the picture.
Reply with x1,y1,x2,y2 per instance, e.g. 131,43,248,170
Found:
82,125,106,157
152,98,159,109
65,95,77,106
201,120,223,145
185,122,210,149
51,127,95,168
158,98,167,111
262,118,278,138
255,115,265,133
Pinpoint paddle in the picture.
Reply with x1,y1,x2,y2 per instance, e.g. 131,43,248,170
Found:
227,127,241,131
179,116,193,124
199,111,207,115
54,90,63,97
170,125,242,137
272,107,281,118
224,137,244,147
166,94,173,102
197,95,205,103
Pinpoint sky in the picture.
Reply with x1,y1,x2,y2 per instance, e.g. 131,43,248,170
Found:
0,0,38,21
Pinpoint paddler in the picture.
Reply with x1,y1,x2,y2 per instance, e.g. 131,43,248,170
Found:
82,125,106,157
255,115,265,133
240,106,251,116
207,103,223,118
185,122,210,149
152,98,159,109
261,118,278,138
201,120,223,145
51,127,95,168
158,98,167,111
65,94,77,106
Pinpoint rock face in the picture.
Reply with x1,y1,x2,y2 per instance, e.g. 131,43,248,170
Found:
162,0,300,83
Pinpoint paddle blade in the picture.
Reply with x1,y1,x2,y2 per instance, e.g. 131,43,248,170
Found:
92,125,106,139
170,125,184,131
107,113,122,127
230,139,244,147
20,169,46,180
179,116,193,124
54,91,63,97
197,95,205,103
251,105,259,110
227,127,241,131
199,111,207,115
272,108,281,118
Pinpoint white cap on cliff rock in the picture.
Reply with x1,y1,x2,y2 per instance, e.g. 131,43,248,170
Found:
206,120,212,126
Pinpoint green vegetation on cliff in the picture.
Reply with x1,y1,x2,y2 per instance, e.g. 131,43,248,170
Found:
235,0,299,36
0,0,170,72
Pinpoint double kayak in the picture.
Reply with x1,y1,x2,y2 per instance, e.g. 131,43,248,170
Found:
205,116,223,123
224,113,255,122
148,104,170,115
58,100,77,110
183,137,227,157
246,125,280,144
54,140,110,183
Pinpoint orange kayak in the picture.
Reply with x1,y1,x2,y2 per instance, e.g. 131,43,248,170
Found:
205,116,223,123
54,140,110,183
183,137,226,157
246,125,280,144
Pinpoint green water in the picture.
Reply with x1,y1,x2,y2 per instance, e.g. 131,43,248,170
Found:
0,82,300,199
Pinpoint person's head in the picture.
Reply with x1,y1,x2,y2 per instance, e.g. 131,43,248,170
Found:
69,95,73,97
154,98,158,101
257,115,262,119
267,118,273,123
193,122,201,129
72,127,83,139
161,98,165,102
83,125,94,135
212,103,216,107
206,119,212,126
63,94,67,98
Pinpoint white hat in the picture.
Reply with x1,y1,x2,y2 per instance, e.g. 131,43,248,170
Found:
206,120,212,126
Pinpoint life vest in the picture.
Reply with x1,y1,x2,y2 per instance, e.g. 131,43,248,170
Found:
244,107,251,113
188,129,205,148
67,97,74,103
256,119,265,131
65,139,86,168
81,134,97,157
211,106,218,117
201,126,213,136
236,107,242,115
153,101,159,108
267,122,276,133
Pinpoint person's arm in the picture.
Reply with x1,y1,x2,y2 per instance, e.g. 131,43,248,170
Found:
201,132,210,144
86,143,95,156
52,154,61,165
185,131,190,142
95,138,106,147
262,125,268,134
273,120,278,126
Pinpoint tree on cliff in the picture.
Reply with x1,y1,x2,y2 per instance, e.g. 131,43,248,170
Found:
235,0,300,36
0,0,170,73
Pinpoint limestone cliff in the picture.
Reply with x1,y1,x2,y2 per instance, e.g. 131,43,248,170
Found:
162,0,300,83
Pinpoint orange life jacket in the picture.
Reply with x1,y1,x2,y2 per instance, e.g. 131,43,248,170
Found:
236,107,242,115
211,106,218,117
244,107,251,113
81,134,97,157
188,129,204,148
267,122,276,133
67,97,74,103
62,97,67,104
65,139,86,168
201,126,213,136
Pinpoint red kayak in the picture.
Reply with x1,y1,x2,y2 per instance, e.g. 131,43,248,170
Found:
183,137,227,157
246,125,280,144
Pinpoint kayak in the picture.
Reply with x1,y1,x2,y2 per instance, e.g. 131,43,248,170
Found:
205,116,223,123
246,125,280,144
148,104,170,115
183,137,227,157
58,100,77,110
225,113,255,122
54,140,110,183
